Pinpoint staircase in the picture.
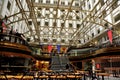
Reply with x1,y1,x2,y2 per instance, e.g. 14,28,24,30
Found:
50,55,61,71
50,55,74,72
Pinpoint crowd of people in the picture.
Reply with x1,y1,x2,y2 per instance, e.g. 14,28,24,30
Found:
0,18,25,44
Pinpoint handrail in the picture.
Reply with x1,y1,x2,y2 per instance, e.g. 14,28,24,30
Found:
68,36,120,56
0,33,27,45
0,33,33,50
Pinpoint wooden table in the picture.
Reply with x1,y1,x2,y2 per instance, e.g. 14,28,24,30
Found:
96,73,110,80
76,70,88,74
94,70,102,73
76,70,88,80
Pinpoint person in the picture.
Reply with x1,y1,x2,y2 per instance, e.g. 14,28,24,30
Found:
0,19,3,41
0,18,3,33
0,30,3,41
9,29,13,42
66,63,69,70
15,29,21,43
9,29,13,34
0,26,3,33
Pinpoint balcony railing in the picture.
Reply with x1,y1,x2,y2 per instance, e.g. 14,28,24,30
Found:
0,33,27,45
68,36,120,56
0,33,33,52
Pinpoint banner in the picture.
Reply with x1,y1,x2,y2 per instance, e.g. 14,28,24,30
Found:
2,22,7,33
107,30,112,44
61,47,68,53
48,45,52,53
96,63,100,69
57,45,60,53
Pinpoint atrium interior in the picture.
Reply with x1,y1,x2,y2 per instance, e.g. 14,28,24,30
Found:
0,0,120,80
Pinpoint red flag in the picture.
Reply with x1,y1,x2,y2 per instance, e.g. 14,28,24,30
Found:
96,63,100,69
107,30,112,44
48,45,52,53
2,22,7,33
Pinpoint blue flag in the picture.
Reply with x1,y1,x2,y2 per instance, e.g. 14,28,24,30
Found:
57,45,60,53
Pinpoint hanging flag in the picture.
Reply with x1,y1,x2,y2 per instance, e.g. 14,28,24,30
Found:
96,63,100,69
107,30,112,44
57,45,60,53
2,22,7,33
48,45,52,53
64,47,68,53
61,47,66,53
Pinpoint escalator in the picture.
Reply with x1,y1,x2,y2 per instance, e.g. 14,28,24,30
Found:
50,55,74,72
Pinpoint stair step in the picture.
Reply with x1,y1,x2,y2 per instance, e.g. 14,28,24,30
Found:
50,55,74,72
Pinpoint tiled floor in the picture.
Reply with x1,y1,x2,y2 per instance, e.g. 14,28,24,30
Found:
85,76,120,80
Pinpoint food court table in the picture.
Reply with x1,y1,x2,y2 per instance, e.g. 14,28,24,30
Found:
96,73,110,80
